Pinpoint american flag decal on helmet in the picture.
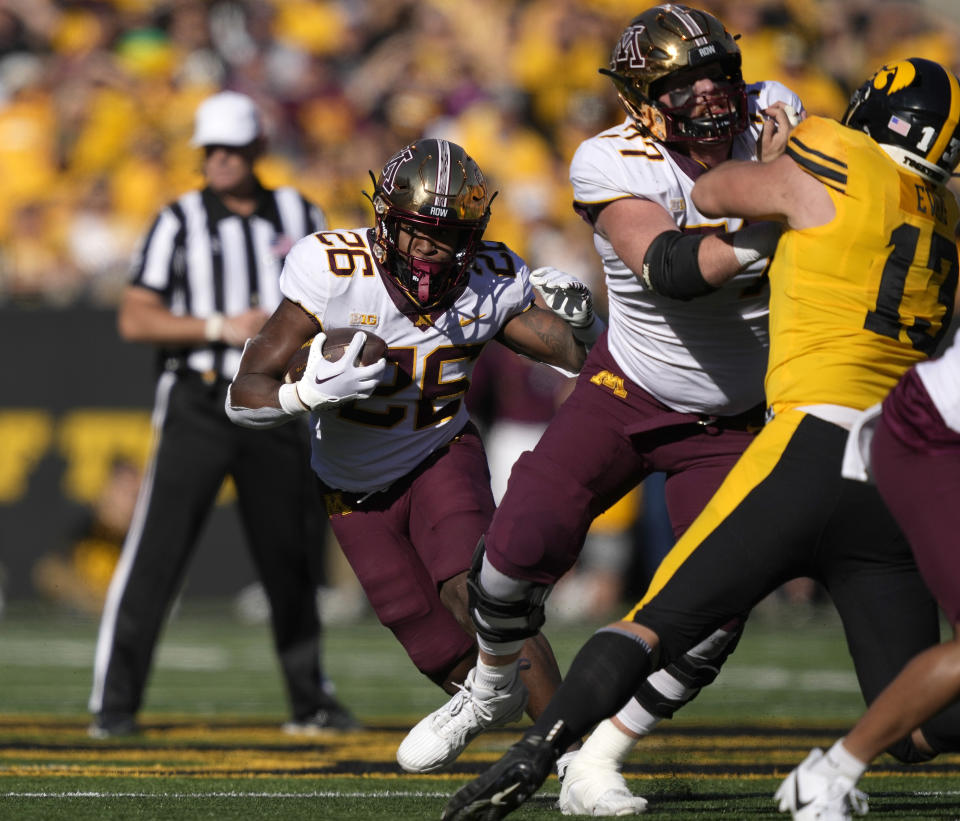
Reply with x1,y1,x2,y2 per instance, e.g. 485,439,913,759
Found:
888,116,911,137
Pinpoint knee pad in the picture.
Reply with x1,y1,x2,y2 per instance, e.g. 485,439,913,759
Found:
635,621,745,719
466,538,551,644
670,621,744,689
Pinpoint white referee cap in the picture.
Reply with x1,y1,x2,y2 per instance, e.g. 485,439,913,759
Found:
191,91,263,147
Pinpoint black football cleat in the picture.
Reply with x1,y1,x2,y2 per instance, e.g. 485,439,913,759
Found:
442,733,557,820
282,692,362,734
88,712,139,739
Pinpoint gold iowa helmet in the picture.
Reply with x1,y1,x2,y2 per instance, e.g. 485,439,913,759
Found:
843,57,960,185
369,138,492,309
601,4,747,143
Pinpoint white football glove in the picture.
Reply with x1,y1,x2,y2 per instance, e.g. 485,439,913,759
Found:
530,266,605,349
291,331,386,411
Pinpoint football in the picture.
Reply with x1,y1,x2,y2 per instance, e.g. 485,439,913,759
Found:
283,328,388,384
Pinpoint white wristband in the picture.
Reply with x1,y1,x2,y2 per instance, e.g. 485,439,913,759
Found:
732,222,783,267
572,313,605,349
278,382,309,415
204,313,225,342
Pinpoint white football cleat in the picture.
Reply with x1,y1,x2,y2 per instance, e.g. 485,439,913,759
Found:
774,748,869,820
559,751,649,816
396,668,528,773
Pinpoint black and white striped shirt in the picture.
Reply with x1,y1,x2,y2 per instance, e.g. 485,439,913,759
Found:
131,181,326,381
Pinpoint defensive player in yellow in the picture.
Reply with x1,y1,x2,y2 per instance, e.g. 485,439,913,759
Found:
442,56,960,821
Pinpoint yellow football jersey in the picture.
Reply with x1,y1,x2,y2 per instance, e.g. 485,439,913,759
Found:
766,116,960,414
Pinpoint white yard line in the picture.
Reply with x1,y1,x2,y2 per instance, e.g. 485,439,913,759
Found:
5,790,960,799
0,637,862,690
2,790,459,798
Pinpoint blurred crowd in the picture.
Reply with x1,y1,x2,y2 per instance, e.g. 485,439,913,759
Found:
0,0,958,308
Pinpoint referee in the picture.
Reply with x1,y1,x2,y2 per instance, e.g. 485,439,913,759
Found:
89,91,356,737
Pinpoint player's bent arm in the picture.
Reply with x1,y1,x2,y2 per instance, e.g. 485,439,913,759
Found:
595,197,679,279
596,196,780,299
498,304,586,374
692,154,834,232
226,299,318,428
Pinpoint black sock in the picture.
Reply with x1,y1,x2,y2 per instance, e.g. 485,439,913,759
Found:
524,627,654,753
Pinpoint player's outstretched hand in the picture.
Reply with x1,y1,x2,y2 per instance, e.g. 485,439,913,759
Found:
295,332,386,409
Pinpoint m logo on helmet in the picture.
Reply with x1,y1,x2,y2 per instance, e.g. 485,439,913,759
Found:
874,61,917,96
379,147,415,195
613,25,648,70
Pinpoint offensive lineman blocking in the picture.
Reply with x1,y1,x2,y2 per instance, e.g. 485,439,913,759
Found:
443,56,960,821
400,7,803,810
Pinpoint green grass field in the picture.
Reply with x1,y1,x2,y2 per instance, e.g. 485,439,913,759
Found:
2,598,958,820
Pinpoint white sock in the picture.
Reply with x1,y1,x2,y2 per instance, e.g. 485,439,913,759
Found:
825,738,868,781
472,658,518,696
613,696,662,737
578,718,639,767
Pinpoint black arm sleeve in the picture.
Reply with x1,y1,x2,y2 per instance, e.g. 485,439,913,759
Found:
641,230,716,301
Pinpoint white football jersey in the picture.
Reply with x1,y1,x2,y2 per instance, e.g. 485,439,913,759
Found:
917,334,960,434
570,80,804,415
280,229,533,492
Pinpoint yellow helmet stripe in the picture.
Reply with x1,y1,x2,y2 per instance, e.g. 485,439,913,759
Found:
928,65,960,164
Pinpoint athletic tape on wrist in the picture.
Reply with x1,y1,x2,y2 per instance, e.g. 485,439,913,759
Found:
278,382,309,415
732,222,782,267
572,313,605,348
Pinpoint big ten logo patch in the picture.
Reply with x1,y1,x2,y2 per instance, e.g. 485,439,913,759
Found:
0,410,237,505
349,313,379,326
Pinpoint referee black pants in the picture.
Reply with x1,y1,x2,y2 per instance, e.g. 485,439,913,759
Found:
90,370,327,720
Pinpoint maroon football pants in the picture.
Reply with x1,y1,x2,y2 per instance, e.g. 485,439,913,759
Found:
322,425,489,677
873,367,960,624
484,335,760,586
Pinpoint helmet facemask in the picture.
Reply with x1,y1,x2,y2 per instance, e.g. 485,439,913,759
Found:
646,57,747,143
375,201,488,308
369,139,492,310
